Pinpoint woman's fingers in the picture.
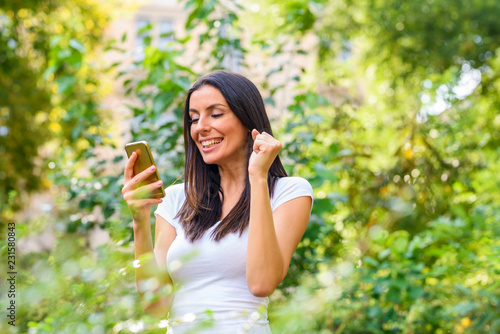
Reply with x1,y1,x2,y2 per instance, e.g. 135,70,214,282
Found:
249,128,283,178
122,151,163,222
252,130,278,143
251,129,260,141
133,165,158,187
126,198,164,213
122,165,158,194
124,151,138,182
124,150,157,187
252,129,282,154
123,180,163,201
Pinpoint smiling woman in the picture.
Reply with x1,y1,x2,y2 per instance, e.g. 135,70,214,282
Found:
187,85,249,167
122,70,313,333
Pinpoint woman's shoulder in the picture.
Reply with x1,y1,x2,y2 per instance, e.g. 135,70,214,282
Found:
274,176,313,191
271,176,313,210
154,183,185,227
162,182,186,201
164,182,185,195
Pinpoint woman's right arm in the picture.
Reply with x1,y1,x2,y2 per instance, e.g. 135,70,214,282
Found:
133,215,176,318
122,151,176,318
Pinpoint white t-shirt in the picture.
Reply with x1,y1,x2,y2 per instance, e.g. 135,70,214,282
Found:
154,176,313,334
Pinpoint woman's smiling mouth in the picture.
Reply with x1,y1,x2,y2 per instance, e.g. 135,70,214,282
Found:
200,138,224,151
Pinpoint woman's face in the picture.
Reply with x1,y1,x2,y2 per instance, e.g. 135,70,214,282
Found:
188,85,249,167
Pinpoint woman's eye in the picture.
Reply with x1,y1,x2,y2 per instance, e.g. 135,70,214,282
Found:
189,113,221,123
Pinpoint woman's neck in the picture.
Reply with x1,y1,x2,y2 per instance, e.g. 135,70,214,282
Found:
217,161,247,219
218,162,247,194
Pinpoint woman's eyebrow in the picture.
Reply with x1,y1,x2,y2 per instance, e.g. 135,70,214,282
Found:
189,103,227,113
206,103,227,110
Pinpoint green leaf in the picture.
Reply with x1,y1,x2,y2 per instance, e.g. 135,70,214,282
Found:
153,92,174,114
56,75,76,94
69,39,86,53
362,256,379,267
409,286,424,299
44,65,58,80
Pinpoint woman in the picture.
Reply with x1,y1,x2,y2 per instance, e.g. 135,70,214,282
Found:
122,71,313,333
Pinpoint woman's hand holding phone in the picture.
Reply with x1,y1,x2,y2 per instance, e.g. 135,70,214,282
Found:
122,151,164,223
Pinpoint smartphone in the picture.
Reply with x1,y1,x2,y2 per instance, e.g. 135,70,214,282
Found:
125,141,165,198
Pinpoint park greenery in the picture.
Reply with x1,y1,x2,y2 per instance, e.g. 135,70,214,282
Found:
1,0,499,333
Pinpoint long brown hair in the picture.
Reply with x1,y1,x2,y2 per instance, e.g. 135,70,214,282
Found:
175,71,288,242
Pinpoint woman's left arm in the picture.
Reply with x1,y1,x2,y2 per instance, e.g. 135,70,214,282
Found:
246,130,313,297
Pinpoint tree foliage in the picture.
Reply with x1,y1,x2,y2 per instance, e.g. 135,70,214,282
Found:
249,0,500,332
0,0,113,214
1,0,499,333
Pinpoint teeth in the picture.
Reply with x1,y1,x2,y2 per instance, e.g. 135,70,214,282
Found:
201,139,222,148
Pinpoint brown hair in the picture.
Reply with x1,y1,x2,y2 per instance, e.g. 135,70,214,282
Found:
175,71,288,242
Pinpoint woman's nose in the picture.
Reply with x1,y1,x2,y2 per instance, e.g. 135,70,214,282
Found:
195,116,210,133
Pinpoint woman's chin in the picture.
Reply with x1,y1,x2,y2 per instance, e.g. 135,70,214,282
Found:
201,156,218,165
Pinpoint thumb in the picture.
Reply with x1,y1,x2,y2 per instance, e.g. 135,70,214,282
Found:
251,129,260,141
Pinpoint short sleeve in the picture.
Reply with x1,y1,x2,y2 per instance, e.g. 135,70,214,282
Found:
154,183,185,231
271,177,314,212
